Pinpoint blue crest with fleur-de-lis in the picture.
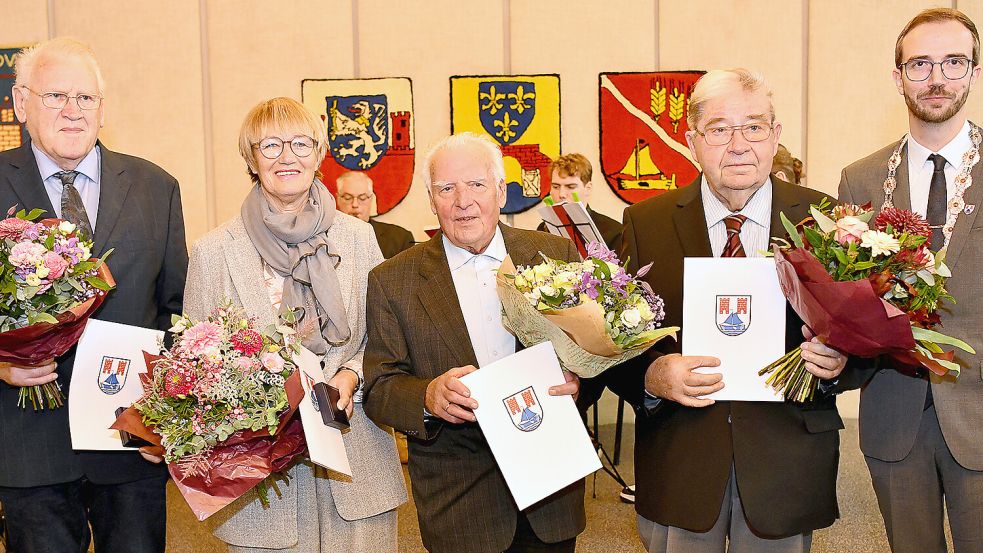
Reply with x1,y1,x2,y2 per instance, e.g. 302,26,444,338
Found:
478,81,536,146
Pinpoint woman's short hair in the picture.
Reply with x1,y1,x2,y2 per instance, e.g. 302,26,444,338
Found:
238,97,328,185
421,132,506,192
687,68,774,130
15,37,105,94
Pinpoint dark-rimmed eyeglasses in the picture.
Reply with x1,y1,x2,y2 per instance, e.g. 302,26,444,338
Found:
695,123,773,146
899,57,973,82
20,86,103,110
252,136,316,159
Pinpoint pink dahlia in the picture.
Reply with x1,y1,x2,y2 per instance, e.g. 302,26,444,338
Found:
231,328,264,356
0,217,33,240
181,321,224,356
875,208,931,238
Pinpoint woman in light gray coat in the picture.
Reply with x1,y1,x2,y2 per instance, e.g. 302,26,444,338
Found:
184,97,406,552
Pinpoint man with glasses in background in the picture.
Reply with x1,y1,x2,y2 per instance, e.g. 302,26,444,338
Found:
0,38,187,553
838,8,983,552
610,68,848,553
335,171,415,259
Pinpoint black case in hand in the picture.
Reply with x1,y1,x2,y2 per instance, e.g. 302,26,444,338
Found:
115,407,153,448
313,383,350,430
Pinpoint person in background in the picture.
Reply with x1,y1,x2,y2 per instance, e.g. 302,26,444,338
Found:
772,144,804,185
537,153,622,249
335,171,414,259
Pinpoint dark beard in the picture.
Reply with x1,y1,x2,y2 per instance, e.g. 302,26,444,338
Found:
905,83,970,123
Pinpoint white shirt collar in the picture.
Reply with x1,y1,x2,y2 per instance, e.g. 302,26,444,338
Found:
442,226,507,271
701,176,773,229
907,119,972,170
31,143,101,185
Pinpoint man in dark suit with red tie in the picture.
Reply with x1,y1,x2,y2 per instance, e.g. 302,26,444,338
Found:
0,38,187,553
611,69,848,553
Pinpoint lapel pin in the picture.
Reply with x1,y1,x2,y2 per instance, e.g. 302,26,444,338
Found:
966,204,976,215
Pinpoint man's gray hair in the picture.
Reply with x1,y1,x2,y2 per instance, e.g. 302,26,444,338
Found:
422,132,506,193
687,68,774,130
14,37,106,94
336,171,373,193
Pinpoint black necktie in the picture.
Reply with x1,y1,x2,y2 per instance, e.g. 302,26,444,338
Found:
55,171,94,241
926,153,947,251
722,214,748,258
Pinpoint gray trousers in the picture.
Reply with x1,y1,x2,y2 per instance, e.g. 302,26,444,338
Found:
636,466,812,553
865,404,983,553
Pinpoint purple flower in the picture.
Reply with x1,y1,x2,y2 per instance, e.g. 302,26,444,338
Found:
574,271,601,300
611,268,631,297
587,241,619,264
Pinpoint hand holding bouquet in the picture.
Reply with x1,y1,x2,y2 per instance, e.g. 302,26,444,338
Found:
112,303,306,521
0,206,114,409
497,241,678,377
761,200,975,402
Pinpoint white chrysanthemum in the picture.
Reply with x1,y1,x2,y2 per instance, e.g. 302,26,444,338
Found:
860,230,901,257
620,308,642,327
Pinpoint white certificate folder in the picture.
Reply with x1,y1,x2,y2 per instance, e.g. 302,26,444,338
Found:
460,342,601,510
682,258,786,402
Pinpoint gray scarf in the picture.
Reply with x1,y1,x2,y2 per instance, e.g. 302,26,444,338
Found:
241,181,350,354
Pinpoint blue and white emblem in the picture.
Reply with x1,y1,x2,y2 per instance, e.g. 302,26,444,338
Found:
97,356,130,395
503,386,543,432
304,373,321,413
325,94,389,170
478,81,536,145
716,295,751,336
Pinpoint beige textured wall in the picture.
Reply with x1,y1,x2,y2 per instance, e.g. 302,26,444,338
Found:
9,0,983,419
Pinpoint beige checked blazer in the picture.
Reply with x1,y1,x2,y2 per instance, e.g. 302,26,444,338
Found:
184,213,406,549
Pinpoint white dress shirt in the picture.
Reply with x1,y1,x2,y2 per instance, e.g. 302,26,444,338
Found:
442,227,515,368
33,143,101,230
701,176,773,258
907,119,972,218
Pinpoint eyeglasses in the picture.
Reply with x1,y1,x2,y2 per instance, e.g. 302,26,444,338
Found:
899,57,973,81
338,192,374,203
252,136,316,159
20,86,103,110
695,122,773,146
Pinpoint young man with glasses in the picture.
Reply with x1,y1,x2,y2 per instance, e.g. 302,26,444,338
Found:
0,38,187,553
838,8,983,553
609,68,848,553
335,171,415,259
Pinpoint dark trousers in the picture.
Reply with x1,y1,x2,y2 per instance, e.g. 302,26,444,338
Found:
0,474,168,553
865,404,983,553
504,512,577,553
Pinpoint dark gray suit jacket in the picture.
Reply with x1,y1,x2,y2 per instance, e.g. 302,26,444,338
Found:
0,141,188,487
839,139,983,469
362,224,585,553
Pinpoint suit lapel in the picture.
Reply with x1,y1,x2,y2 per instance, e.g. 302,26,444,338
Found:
769,178,807,240
893,142,913,211
93,144,133,254
416,234,477,366
944,160,983,270
224,221,277,328
3,143,55,217
672,179,713,257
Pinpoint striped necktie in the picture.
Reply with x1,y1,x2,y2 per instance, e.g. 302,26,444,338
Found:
55,170,94,241
722,214,748,258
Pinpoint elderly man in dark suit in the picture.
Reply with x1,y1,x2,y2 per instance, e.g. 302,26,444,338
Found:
838,9,983,552
335,171,415,259
611,69,848,553
0,38,187,553
363,132,585,553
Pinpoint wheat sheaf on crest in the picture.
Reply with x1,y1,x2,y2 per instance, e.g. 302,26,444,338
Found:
668,88,686,133
650,81,666,122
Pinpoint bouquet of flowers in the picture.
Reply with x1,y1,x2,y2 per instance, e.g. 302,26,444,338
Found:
497,241,678,377
112,303,306,521
0,206,114,410
760,199,975,402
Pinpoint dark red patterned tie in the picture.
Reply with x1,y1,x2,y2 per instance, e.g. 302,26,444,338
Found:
722,214,748,258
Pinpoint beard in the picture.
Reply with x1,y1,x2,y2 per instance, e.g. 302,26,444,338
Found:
905,82,971,124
